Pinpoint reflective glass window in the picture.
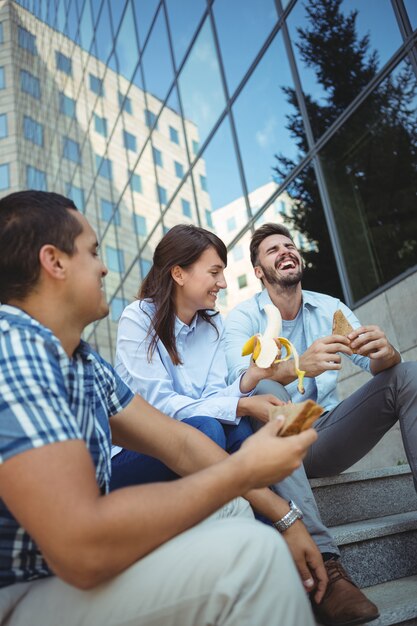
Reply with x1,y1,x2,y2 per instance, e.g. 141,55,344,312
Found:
227,216,236,232
63,137,81,164
96,155,112,180
205,209,213,228
0,113,7,138
0,22,3,44
89,73,104,96
199,174,207,191
94,113,108,137
153,147,163,167
232,245,244,261
123,130,137,152
178,19,226,152
165,0,206,67
404,0,417,28
141,7,173,105
111,297,129,323
66,183,85,211
0,67,3,89
174,161,184,178
18,25,36,54
59,93,76,118
169,126,179,144
181,198,192,218
118,91,132,114
101,198,121,225
319,58,417,302
0,163,9,190
140,258,152,279
192,140,199,156
133,214,147,237
157,184,168,206
115,1,139,81
287,0,402,140
237,274,248,289
26,165,47,190
23,116,43,146
213,0,277,95
94,0,113,64
129,171,142,193
106,245,125,274
20,69,41,99
55,50,72,75
145,109,158,129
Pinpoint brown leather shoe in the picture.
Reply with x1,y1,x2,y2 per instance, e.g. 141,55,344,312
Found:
312,559,380,626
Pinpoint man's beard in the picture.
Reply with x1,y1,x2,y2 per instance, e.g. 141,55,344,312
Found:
259,261,303,288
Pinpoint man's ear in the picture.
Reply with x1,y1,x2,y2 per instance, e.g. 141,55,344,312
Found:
254,265,264,281
38,244,67,280
171,265,184,286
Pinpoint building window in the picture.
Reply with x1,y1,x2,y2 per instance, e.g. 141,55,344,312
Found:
157,185,168,206
0,67,4,89
152,147,163,167
63,137,81,164
0,23,3,44
129,171,142,193
227,216,237,232
65,183,85,212
192,140,199,155
133,213,147,236
118,91,132,114
96,155,112,180
232,245,244,262
110,297,129,322
169,126,179,144
106,245,125,274
89,73,104,96
18,26,36,54
59,93,76,118
174,161,184,178
145,109,158,129
55,51,72,75
23,116,43,147
123,130,137,152
100,198,120,225
205,209,213,228
94,114,107,137
0,113,7,139
26,165,47,190
237,274,248,289
200,174,207,191
181,198,192,218
140,258,152,278
0,163,9,190
20,69,41,99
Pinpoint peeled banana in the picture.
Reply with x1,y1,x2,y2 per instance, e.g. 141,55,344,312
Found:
241,303,305,394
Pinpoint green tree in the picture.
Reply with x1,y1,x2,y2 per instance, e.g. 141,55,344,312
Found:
275,0,417,301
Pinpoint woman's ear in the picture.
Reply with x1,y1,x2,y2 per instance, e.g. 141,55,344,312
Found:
171,265,184,286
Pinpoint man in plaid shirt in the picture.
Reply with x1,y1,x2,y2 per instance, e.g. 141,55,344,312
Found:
0,190,318,626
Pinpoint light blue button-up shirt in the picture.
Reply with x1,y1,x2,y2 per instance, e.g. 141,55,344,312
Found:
115,300,247,425
224,289,371,412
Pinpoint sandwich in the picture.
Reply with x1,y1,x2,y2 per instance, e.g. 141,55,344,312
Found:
269,400,324,437
332,309,357,353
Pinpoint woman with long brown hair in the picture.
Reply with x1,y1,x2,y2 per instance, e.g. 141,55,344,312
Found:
110,224,281,488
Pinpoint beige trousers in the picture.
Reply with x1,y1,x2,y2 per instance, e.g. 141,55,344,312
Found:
0,498,314,626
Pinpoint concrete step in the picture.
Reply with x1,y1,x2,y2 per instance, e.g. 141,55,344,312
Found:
310,465,417,527
331,511,417,588
364,575,417,626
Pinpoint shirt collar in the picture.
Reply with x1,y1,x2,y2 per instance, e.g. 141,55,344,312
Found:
258,287,319,312
174,312,199,337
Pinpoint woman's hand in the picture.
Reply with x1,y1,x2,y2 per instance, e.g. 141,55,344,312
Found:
237,394,287,423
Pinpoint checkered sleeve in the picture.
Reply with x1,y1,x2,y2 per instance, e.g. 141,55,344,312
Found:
90,349,135,417
0,328,82,464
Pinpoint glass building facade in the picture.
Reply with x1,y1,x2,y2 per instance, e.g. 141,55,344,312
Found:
0,0,416,363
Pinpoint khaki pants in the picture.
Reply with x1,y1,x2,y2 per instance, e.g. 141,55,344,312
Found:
0,499,314,626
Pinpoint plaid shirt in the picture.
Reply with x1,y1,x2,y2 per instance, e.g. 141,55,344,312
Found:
0,305,134,588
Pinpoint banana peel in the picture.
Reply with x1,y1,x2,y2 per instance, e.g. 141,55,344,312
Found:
241,304,305,394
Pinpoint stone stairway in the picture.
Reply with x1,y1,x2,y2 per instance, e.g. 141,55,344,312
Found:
310,465,417,626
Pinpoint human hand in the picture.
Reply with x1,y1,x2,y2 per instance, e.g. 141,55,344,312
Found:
282,520,328,603
238,419,318,488
348,325,396,361
239,340,283,393
299,336,352,377
237,394,287,424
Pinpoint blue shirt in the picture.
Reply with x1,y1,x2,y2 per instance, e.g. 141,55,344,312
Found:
0,305,134,588
115,300,248,426
224,289,371,412
281,308,317,404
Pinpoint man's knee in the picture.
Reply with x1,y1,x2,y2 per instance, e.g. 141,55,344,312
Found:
255,379,290,401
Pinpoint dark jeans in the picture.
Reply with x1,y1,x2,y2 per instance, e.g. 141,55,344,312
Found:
110,415,253,491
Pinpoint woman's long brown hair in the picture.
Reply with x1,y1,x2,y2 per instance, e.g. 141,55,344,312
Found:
138,224,227,365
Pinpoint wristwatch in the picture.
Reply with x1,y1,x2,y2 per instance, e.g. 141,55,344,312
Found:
273,500,303,533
